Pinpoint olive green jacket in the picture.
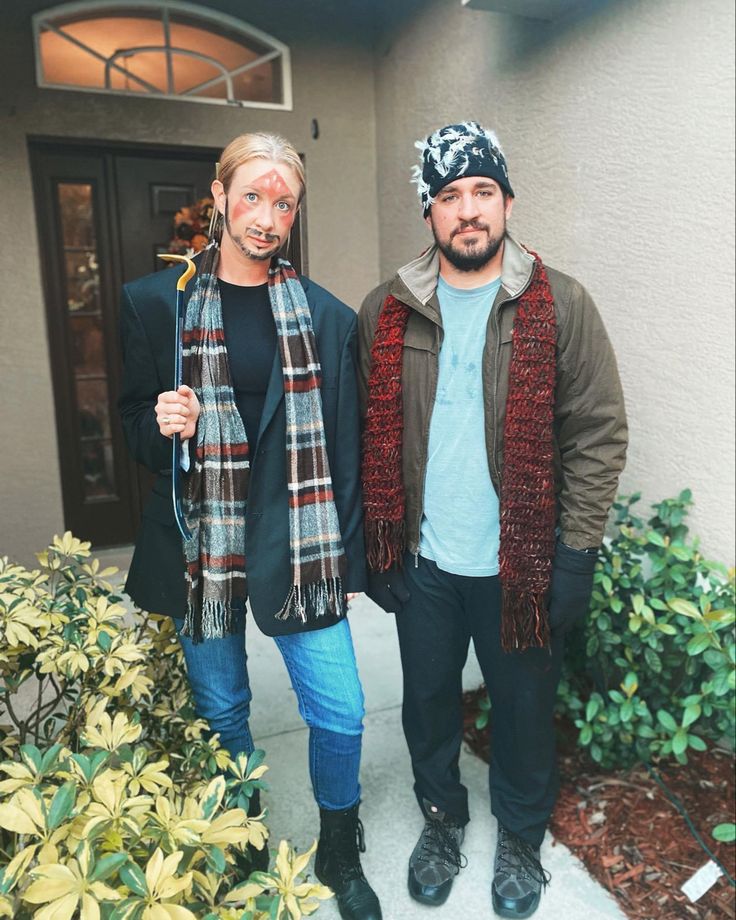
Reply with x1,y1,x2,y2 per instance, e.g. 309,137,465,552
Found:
357,235,628,554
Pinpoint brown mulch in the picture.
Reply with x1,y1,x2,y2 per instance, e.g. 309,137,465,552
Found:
462,686,736,920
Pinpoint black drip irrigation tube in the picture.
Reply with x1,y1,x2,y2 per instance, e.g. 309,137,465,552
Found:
643,761,736,888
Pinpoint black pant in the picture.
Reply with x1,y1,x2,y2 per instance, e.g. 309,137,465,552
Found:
395,553,564,848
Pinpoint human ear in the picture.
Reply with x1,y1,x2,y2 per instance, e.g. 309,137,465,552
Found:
211,179,226,216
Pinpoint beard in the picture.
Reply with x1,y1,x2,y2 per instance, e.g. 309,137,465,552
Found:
224,201,281,262
434,219,506,272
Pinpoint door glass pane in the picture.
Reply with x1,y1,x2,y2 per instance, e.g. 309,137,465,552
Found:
76,378,111,439
80,439,116,500
58,183,95,247
70,315,105,377
65,249,100,313
57,182,118,502
76,378,115,500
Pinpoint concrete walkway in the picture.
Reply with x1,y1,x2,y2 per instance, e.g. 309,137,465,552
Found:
101,547,626,920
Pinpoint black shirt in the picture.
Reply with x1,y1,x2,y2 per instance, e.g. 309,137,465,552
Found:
218,279,277,447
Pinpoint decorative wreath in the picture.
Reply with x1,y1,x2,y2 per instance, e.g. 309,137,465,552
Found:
168,197,215,256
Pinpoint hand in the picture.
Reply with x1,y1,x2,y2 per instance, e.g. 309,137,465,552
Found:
548,541,598,635
366,568,411,614
155,385,200,441
346,593,360,602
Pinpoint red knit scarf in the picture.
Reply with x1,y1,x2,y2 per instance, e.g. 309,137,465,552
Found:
362,254,557,652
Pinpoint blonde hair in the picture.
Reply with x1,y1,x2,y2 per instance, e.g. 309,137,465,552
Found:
218,132,305,200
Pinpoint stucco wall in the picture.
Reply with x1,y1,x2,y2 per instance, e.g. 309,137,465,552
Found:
0,0,380,561
1,0,734,564
373,0,735,561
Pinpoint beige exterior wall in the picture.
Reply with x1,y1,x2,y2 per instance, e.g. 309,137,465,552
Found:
0,1,380,562
1,0,734,564
374,0,735,561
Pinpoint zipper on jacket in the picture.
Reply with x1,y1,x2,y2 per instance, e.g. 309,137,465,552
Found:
491,275,534,486
491,303,503,486
411,323,442,558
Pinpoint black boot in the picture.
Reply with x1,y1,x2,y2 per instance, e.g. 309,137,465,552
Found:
314,803,382,920
235,790,270,875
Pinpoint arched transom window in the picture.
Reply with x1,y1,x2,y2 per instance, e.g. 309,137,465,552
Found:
33,1,292,109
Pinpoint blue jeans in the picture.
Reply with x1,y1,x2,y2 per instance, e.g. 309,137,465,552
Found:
177,613,365,811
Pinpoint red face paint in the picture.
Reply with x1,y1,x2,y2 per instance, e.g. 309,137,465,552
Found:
251,168,295,198
230,197,250,222
222,161,301,266
231,168,298,222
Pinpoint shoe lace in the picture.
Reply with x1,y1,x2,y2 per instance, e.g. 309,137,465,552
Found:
420,818,468,874
331,816,367,884
497,828,551,889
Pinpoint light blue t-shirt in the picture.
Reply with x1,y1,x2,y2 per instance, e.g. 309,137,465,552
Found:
418,274,502,576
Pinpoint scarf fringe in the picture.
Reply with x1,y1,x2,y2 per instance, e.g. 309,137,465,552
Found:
181,598,237,643
276,577,346,622
500,588,551,653
365,518,405,572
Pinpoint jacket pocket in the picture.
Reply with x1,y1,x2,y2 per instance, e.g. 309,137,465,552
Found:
404,313,437,353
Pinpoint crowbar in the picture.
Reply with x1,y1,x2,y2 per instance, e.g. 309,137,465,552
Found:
157,253,196,540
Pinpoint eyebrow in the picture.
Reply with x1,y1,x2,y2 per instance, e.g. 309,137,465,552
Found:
239,183,297,201
438,180,497,194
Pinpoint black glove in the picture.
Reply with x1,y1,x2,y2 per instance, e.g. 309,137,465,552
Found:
548,540,598,634
366,567,411,614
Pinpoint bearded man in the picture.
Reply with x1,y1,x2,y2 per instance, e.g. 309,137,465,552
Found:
358,121,627,918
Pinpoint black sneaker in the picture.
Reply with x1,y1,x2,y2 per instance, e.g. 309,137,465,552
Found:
408,800,467,906
492,824,550,919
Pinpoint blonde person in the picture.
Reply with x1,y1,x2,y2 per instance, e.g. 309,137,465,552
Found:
119,133,381,920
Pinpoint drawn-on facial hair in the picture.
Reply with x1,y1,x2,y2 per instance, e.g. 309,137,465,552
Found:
224,199,280,262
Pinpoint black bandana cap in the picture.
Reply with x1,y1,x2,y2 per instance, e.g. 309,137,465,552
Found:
412,121,514,216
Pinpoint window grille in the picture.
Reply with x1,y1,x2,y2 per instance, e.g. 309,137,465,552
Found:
34,1,292,109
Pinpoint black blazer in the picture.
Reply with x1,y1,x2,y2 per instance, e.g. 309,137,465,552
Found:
118,262,366,636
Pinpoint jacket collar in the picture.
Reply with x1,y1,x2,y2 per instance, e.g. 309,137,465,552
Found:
388,234,535,319
499,234,536,298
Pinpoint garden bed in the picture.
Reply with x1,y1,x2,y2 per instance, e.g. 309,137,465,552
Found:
463,686,736,920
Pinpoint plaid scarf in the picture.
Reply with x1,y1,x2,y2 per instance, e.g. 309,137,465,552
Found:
362,252,556,652
181,242,346,640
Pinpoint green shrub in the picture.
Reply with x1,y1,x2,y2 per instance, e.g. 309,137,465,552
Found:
558,490,735,769
0,533,331,919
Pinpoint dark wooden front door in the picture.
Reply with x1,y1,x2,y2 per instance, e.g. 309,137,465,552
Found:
31,141,307,548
